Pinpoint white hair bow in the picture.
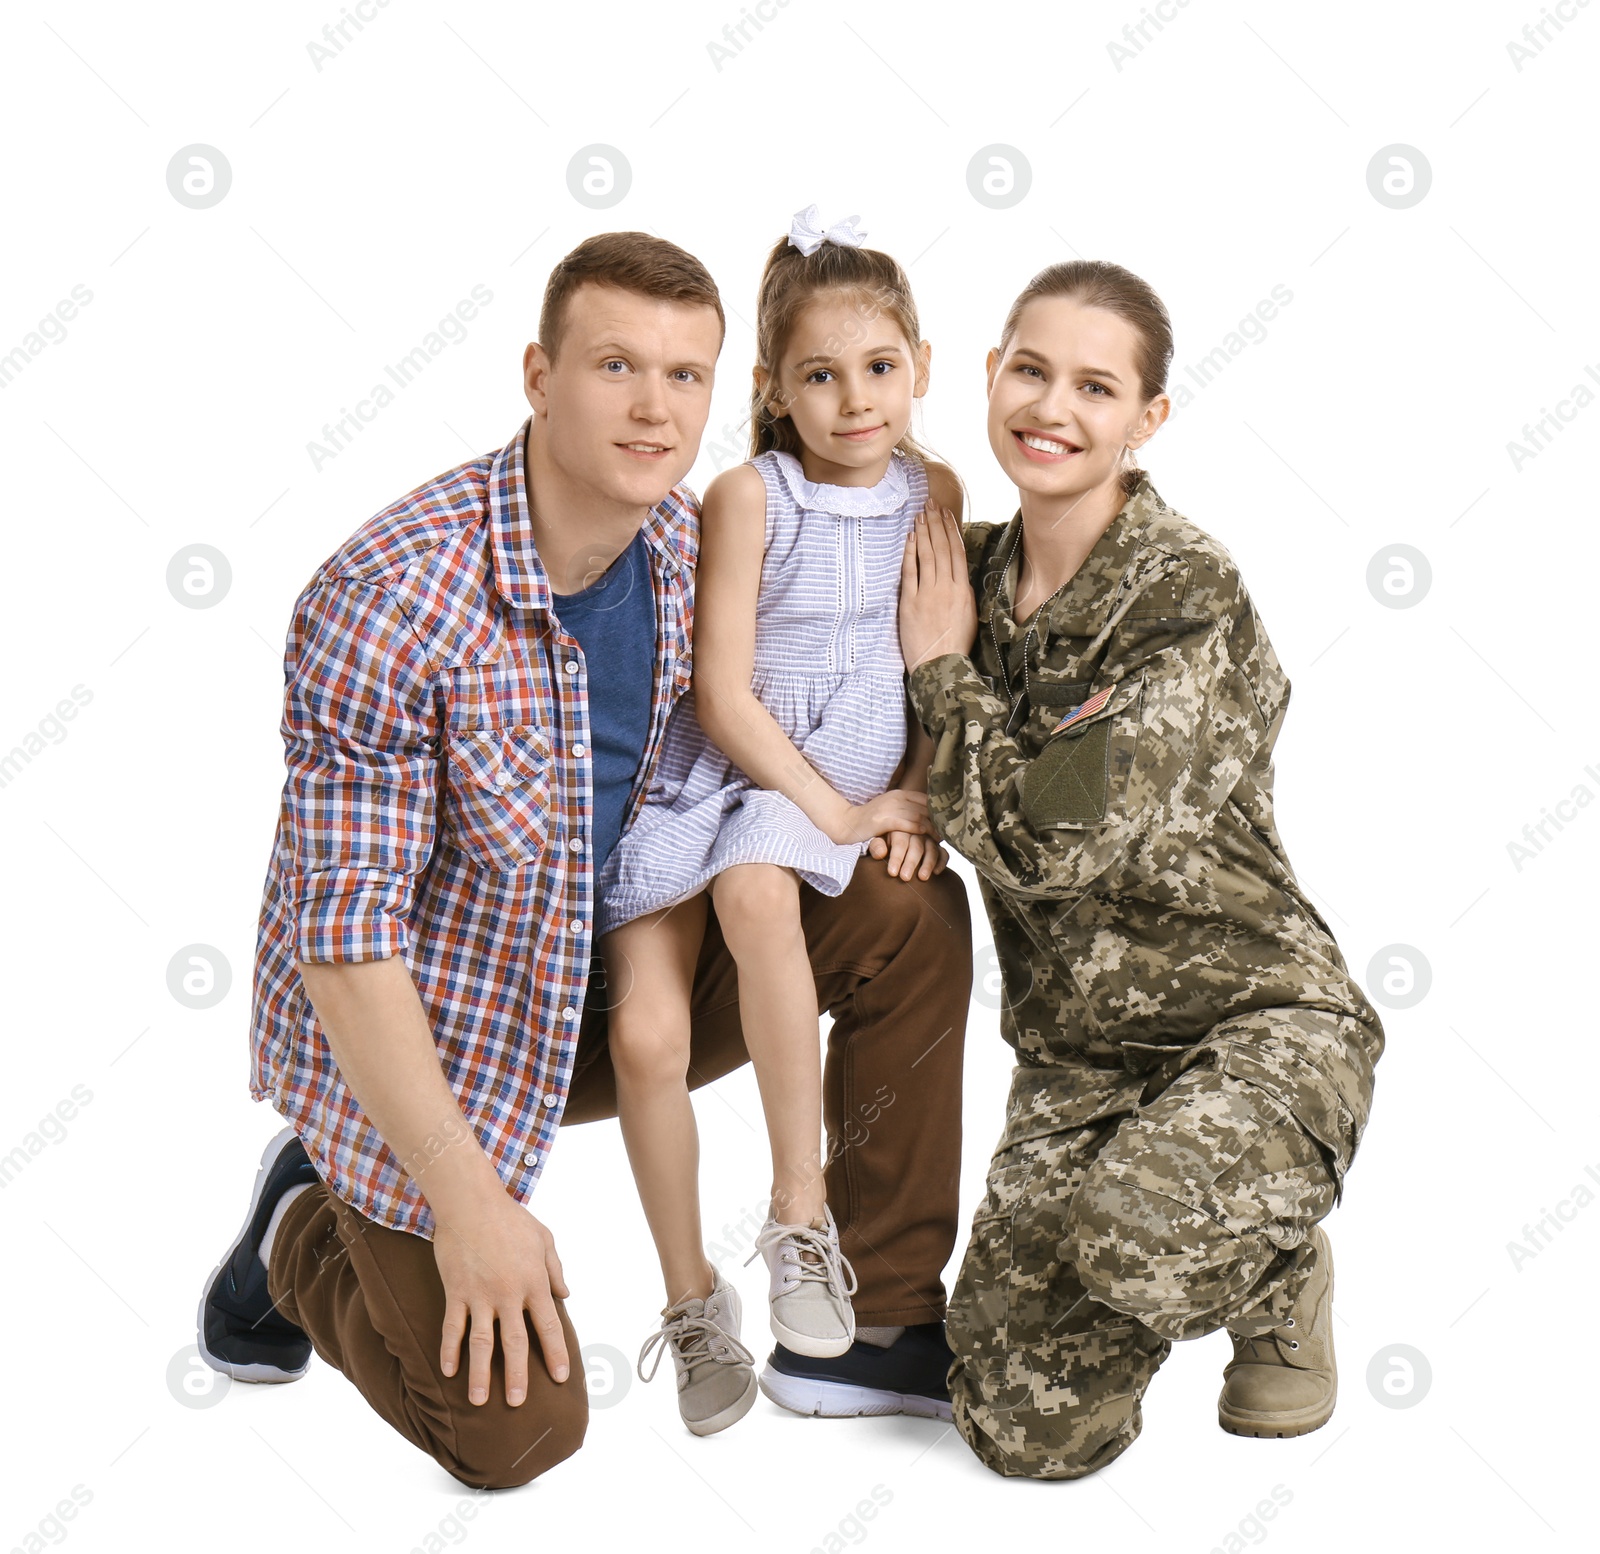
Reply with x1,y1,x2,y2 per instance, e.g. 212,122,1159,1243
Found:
787,204,868,256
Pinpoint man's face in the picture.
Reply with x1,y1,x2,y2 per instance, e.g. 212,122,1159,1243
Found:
524,283,722,510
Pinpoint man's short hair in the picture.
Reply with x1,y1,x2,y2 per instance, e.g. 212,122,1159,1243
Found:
539,232,725,364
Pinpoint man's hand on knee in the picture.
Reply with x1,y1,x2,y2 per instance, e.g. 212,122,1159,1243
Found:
294,955,575,1409
433,1200,571,1406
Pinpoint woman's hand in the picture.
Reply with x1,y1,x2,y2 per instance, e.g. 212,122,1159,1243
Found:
867,829,948,881
899,505,978,674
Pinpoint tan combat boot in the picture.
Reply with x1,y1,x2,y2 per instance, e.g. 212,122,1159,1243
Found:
1218,1223,1336,1438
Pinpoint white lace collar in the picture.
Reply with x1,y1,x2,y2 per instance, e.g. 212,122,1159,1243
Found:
766,448,912,517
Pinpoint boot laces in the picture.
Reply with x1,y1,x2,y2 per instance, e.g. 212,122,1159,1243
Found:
1237,1311,1300,1364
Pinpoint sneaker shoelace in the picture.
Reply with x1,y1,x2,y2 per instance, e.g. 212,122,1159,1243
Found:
637,1310,754,1384
746,1219,859,1300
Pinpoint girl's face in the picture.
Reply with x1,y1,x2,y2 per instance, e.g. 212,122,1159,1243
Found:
985,296,1168,507
759,292,930,484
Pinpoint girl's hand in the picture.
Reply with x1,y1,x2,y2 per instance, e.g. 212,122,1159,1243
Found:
868,829,948,881
824,788,932,847
899,505,978,674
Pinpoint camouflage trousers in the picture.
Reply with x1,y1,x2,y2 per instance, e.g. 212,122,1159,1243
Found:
948,1051,1338,1479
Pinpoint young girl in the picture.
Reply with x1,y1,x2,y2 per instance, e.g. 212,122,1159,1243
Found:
898,260,1383,1476
596,210,963,1437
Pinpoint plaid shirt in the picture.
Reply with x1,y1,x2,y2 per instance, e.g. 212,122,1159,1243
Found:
250,417,696,1237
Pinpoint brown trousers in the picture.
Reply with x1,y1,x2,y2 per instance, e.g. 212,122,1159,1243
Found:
267,856,970,1488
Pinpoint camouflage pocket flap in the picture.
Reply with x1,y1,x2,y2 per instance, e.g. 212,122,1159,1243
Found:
997,1063,1140,1151
1220,1037,1359,1181
1019,675,1143,830
1120,1039,1197,1077
1022,676,1092,711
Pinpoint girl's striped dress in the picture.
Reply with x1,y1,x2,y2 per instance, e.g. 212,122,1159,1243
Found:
596,447,928,935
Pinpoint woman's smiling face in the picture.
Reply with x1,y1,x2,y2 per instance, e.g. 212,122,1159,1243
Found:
985,295,1168,505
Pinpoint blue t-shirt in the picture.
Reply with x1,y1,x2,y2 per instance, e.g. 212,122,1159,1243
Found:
548,530,656,882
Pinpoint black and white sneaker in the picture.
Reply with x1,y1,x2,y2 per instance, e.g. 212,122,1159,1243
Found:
196,1126,320,1383
758,1320,954,1420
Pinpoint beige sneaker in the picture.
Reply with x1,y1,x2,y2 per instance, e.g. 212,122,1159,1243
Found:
749,1205,858,1358
636,1269,758,1437
1219,1223,1337,1438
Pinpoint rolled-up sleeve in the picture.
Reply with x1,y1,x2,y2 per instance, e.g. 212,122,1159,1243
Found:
278,578,439,962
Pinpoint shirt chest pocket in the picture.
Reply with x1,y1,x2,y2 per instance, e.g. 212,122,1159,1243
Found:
1018,673,1144,829
444,725,554,870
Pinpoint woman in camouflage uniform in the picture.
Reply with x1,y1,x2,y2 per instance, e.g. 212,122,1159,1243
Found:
896,261,1384,1479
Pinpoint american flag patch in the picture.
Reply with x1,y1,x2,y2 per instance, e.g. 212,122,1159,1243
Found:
1051,683,1114,736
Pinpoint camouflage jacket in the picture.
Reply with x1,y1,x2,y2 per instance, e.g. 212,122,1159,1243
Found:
908,473,1383,1175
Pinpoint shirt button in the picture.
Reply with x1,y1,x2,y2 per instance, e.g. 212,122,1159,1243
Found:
572,742,587,757
569,919,584,934
522,1150,539,1167
564,660,580,675
561,1005,578,1020
568,836,584,852
540,1093,559,1107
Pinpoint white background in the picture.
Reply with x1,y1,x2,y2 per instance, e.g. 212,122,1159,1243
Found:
2,1,1596,1550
